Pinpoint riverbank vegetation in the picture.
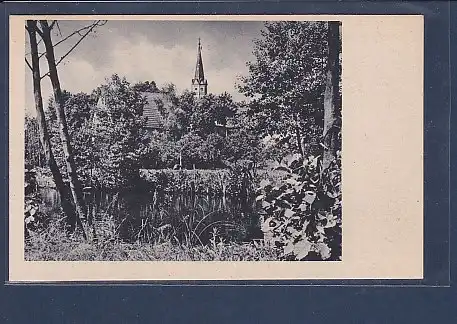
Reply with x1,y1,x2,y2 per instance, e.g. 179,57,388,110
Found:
25,212,278,261
24,20,342,261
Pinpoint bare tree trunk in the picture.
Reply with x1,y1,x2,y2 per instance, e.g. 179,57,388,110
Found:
26,20,85,237
39,20,88,230
322,21,342,170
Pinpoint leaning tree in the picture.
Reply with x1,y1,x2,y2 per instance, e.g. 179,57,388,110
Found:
25,20,106,236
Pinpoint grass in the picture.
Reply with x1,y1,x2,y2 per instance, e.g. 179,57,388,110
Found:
25,215,279,261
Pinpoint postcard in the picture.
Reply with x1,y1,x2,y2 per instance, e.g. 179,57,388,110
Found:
9,15,423,281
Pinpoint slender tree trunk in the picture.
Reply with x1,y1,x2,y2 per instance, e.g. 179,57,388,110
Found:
322,21,342,170
39,20,88,230
26,20,85,237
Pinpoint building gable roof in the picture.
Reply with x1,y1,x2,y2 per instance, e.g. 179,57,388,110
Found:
141,92,173,129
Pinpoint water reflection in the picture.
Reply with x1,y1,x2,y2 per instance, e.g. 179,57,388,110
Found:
39,188,263,244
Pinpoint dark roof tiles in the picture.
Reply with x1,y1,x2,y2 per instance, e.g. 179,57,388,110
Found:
141,92,172,129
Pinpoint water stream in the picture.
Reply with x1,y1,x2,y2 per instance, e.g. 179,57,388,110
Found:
39,187,263,244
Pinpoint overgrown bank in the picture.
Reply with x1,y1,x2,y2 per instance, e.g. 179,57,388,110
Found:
25,214,278,261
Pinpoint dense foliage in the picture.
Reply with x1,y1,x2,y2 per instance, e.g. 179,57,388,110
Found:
257,152,342,260
24,193,48,239
43,74,150,189
240,21,342,261
24,169,49,238
45,90,96,184
24,116,45,168
91,74,149,189
29,74,266,188
239,21,329,157
143,91,263,170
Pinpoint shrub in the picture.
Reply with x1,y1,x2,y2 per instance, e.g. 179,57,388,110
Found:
25,167,37,195
256,152,342,261
24,194,50,239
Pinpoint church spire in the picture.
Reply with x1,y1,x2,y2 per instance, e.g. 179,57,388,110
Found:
191,38,208,98
194,38,205,81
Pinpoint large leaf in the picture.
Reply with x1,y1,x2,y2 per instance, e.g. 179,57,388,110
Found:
261,200,271,209
283,242,294,255
261,217,277,233
314,243,331,260
255,194,265,201
284,208,295,218
324,217,338,228
29,207,37,216
294,239,312,260
303,191,316,204
24,215,35,224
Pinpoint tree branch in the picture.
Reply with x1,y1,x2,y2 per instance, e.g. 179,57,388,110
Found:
38,21,100,60
35,24,44,38
28,21,106,59
40,72,49,80
39,20,107,79
55,21,62,37
25,58,33,71
54,21,106,68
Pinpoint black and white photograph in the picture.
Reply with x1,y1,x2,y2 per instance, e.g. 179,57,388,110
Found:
23,19,342,262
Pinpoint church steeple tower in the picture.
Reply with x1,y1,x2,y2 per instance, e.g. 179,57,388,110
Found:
191,38,208,98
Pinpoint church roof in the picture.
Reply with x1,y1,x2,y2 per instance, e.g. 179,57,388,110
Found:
142,92,172,129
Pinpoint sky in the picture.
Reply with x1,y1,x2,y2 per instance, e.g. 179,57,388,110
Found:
24,20,265,116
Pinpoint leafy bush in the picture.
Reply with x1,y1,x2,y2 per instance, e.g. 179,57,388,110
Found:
257,152,342,261
92,75,149,189
25,167,37,195
45,91,96,183
24,194,49,238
